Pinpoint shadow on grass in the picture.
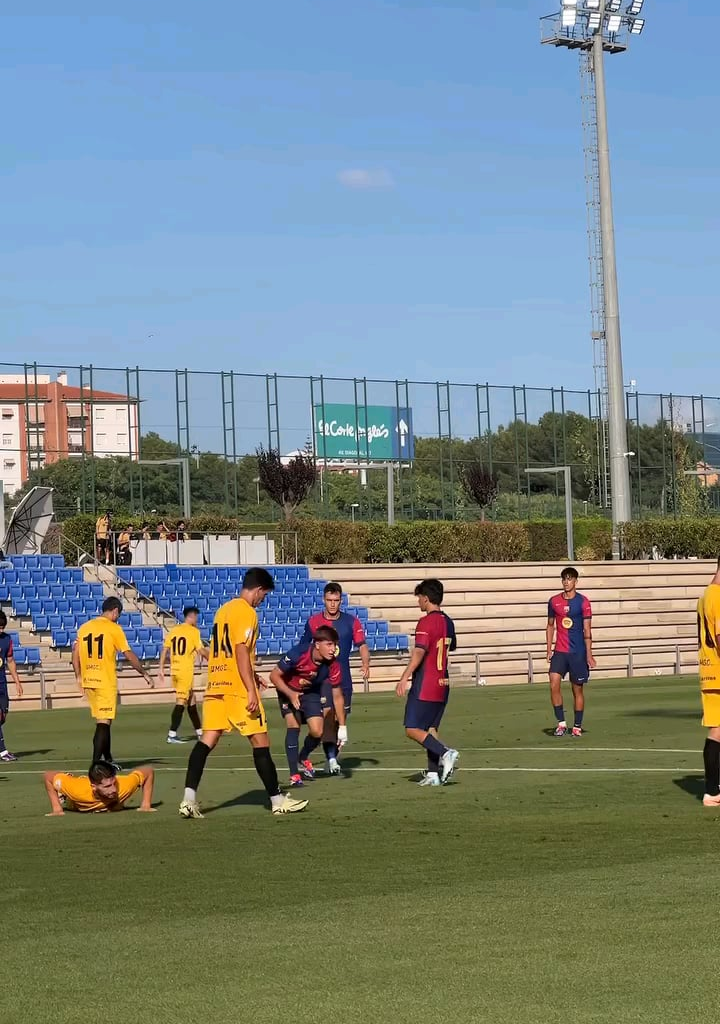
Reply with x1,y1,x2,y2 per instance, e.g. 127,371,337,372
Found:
540,728,587,738
673,775,705,802
625,709,699,720
120,757,170,770
14,749,53,759
203,789,270,813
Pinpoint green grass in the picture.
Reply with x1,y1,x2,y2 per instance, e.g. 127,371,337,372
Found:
1,677,715,1024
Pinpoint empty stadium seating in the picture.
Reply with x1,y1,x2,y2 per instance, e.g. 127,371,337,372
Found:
117,565,408,655
0,557,408,671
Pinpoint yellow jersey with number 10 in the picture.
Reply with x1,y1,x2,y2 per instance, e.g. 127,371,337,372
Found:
76,617,130,690
698,584,720,691
163,622,203,686
206,598,258,696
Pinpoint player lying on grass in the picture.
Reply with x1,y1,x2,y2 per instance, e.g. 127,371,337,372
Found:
270,626,347,786
43,761,155,815
546,566,596,737
396,578,458,786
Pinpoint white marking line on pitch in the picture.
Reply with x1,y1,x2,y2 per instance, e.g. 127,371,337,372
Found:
9,745,702,766
1,767,693,776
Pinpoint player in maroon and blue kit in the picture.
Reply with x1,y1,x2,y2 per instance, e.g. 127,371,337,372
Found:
269,625,347,787
396,579,458,786
300,582,370,775
0,611,23,762
546,566,596,737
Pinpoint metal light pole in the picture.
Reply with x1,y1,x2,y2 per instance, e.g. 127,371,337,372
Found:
541,1,648,546
592,10,631,530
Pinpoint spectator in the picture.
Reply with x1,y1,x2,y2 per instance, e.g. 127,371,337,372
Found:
117,525,132,566
95,512,111,564
176,520,188,541
158,521,169,541
141,523,151,541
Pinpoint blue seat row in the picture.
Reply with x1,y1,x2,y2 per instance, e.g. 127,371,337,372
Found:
118,564,311,587
6,555,65,570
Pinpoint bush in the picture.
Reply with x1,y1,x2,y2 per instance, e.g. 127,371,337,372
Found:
622,518,720,559
59,514,96,562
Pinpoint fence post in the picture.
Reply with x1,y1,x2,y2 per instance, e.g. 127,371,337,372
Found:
675,645,681,675
627,647,634,678
475,652,481,685
528,652,534,684
39,668,47,710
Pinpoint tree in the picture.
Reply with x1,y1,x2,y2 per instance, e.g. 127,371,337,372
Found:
460,464,499,520
256,444,317,521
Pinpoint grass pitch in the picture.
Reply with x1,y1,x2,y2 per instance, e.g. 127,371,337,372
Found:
1,677,714,1024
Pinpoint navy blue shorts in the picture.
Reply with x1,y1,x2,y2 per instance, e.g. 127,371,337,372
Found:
321,681,352,716
404,694,447,732
0,687,8,722
277,690,327,723
549,652,590,684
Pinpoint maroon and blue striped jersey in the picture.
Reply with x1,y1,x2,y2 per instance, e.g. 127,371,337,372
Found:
301,611,366,689
276,643,342,693
548,593,592,654
411,611,457,702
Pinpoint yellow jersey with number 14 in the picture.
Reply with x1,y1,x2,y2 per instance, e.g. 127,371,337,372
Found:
206,598,258,696
698,584,720,691
76,617,130,691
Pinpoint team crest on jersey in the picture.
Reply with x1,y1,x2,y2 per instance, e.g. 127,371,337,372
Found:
562,617,573,629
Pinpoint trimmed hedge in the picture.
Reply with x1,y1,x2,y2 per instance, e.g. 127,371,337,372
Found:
52,514,612,564
622,518,720,560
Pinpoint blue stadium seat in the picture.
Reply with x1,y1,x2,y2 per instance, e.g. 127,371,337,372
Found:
61,614,77,630
0,582,11,602
365,622,378,636
256,639,269,657
58,569,72,585
39,555,53,571
24,556,40,569
32,615,50,633
8,631,20,647
48,614,62,632
56,599,71,615
1,569,17,584
30,569,45,584
51,630,69,649
50,584,64,599
12,599,29,617
150,627,163,643
70,599,84,616
117,568,133,585
137,627,151,645
17,570,31,586
228,567,241,583
142,642,160,661
90,583,104,598
26,647,42,665
377,621,389,635
77,584,91,599
397,635,409,651
28,599,43,618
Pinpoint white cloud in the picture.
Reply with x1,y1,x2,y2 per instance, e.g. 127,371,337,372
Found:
337,168,395,190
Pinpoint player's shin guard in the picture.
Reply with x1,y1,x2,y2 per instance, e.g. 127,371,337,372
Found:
703,738,720,796
185,741,211,793
186,704,202,732
92,723,111,764
169,704,184,734
299,734,322,761
253,746,281,798
285,727,300,775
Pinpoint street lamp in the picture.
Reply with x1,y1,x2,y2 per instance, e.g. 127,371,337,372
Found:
541,1,650,540
350,503,360,523
525,467,574,560
253,477,261,505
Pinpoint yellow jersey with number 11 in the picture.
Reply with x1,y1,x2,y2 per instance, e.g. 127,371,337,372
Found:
697,584,720,691
76,617,130,691
206,598,258,696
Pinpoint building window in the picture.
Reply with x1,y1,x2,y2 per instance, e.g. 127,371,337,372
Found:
1,409,13,420
2,435,11,446
96,433,107,445
116,432,128,448
96,408,105,421
3,459,15,469
116,407,125,421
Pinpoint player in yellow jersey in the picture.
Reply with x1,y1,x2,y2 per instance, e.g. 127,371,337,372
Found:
43,761,156,815
178,568,308,818
158,606,208,744
72,596,154,769
697,558,720,807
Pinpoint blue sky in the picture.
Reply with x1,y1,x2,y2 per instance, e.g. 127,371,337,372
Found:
2,0,718,400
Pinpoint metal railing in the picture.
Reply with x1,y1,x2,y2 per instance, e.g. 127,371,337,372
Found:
474,642,696,684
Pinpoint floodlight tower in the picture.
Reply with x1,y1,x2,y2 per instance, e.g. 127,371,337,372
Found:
541,1,647,536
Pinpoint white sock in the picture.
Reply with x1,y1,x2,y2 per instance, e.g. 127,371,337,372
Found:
168,730,177,738
196,729,203,738
270,793,285,809
183,787,197,803
427,771,439,779
558,720,567,728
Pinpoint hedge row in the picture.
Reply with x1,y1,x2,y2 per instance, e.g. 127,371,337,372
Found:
621,518,720,559
51,514,613,565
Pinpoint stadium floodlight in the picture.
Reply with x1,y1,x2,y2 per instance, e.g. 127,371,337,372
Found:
606,0,622,11
627,0,644,14
629,17,645,33
586,0,600,7
562,8,577,27
588,11,602,29
607,13,622,32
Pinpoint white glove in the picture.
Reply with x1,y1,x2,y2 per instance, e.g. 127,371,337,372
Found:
337,725,348,748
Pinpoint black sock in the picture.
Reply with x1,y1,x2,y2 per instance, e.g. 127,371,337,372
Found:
299,734,322,762
427,751,440,775
185,741,211,791
169,705,184,734
704,738,720,796
285,727,300,775
186,704,202,731
93,723,110,763
323,740,338,762
253,746,281,798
